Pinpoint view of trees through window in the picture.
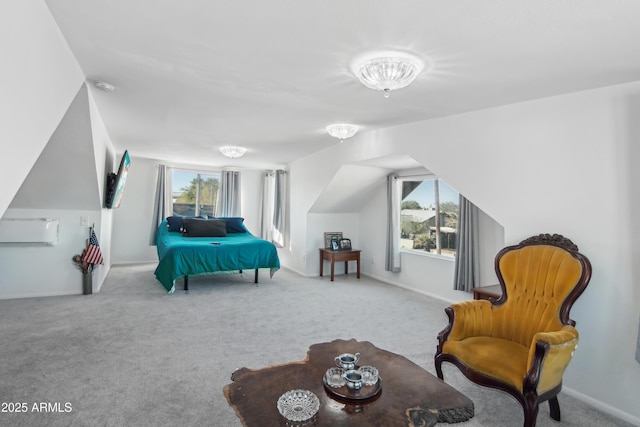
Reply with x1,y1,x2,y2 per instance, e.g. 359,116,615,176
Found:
172,170,220,217
400,179,459,257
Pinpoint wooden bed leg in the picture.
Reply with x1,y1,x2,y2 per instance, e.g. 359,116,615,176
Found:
254,269,258,283
184,275,189,293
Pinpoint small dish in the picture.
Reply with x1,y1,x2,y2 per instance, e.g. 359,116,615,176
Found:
325,367,346,388
276,389,320,422
358,365,379,386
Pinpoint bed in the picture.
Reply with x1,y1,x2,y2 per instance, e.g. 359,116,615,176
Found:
154,217,280,294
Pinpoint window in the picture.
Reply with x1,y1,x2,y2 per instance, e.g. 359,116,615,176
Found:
400,178,459,257
171,169,220,217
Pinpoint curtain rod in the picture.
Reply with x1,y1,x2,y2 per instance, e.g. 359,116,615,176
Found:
394,173,436,179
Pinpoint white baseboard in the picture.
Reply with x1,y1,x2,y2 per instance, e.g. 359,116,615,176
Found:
363,272,459,305
0,290,79,300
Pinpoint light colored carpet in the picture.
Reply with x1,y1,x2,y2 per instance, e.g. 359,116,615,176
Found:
0,264,632,426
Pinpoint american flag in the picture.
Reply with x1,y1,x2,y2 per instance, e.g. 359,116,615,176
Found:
82,228,104,265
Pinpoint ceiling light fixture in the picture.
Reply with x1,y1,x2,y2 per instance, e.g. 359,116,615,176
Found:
355,53,423,98
94,80,116,93
326,124,359,142
219,146,247,159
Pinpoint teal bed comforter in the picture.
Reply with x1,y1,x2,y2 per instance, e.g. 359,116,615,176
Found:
154,220,280,293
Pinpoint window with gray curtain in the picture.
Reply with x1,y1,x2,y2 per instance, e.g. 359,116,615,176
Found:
260,170,287,248
217,170,241,217
453,195,480,292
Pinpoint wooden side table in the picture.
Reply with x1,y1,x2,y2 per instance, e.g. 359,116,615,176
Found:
319,248,361,281
472,284,502,302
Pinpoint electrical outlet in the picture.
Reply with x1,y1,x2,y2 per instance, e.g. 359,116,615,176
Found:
370,256,375,264
80,216,90,226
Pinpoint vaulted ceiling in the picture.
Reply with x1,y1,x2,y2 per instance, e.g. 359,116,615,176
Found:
45,0,640,169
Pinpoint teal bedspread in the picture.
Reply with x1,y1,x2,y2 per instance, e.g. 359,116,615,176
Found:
154,221,280,293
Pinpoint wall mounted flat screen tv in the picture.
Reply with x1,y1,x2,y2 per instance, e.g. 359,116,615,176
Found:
105,150,131,209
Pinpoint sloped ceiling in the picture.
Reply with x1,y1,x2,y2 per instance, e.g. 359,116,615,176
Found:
309,155,424,214
9,85,101,211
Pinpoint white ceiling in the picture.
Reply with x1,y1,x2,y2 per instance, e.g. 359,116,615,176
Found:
45,0,640,170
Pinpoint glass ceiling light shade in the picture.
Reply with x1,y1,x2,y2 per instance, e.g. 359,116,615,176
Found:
326,124,359,142
219,146,247,158
94,80,116,93
355,54,422,98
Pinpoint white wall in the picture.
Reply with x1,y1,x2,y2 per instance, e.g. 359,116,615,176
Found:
111,155,160,264
0,1,85,218
0,84,116,299
286,82,640,424
0,208,102,298
87,87,116,290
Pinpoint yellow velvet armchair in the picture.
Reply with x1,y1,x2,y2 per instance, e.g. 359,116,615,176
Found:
435,234,591,427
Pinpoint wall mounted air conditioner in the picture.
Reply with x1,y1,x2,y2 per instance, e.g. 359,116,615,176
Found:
0,218,59,246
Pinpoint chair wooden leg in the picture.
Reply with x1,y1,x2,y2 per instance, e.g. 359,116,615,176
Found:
548,396,561,421
435,357,444,380
523,395,539,427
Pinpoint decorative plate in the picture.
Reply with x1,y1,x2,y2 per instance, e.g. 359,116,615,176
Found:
276,389,320,422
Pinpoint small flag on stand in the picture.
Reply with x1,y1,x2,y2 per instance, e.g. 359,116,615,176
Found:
81,227,104,265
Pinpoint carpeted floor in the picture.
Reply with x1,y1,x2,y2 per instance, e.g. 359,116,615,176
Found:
0,264,632,426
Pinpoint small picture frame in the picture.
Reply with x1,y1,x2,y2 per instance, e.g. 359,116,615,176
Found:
324,232,343,249
339,238,352,250
331,238,341,251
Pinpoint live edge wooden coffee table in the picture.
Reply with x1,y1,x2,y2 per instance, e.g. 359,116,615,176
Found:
224,339,473,426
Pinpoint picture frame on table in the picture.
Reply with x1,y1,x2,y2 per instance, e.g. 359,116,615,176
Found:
339,238,352,250
324,232,343,249
331,239,341,251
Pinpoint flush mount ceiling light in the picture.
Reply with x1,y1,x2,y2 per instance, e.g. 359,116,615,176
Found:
354,53,423,98
219,146,247,159
326,124,359,142
94,80,116,93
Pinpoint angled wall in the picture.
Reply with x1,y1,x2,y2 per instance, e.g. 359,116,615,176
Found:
0,84,115,299
10,85,101,211
0,1,85,219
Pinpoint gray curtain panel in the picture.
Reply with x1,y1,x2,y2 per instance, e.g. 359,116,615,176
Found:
258,170,287,247
636,317,640,363
149,164,169,245
453,194,480,292
385,174,401,272
217,170,241,217
259,171,274,241
272,170,286,248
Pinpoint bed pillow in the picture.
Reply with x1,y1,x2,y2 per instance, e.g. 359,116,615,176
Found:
182,218,227,237
166,215,206,232
221,217,247,233
166,216,185,232
208,216,247,233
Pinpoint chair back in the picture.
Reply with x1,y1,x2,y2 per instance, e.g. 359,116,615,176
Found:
492,234,591,347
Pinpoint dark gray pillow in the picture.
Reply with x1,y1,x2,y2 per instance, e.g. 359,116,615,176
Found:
182,218,227,237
